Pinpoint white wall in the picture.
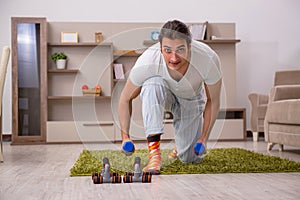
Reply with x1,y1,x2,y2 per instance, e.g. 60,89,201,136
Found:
1,0,300,134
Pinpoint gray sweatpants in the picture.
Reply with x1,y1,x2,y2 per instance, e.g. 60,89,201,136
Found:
140,77,205,163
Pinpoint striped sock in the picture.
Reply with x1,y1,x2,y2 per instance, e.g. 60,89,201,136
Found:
143,140,162,175
168,146,178,159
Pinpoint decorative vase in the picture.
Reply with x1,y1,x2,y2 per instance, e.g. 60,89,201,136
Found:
56,59,67,69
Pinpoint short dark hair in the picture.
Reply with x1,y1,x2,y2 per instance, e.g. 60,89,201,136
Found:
159,20,192,45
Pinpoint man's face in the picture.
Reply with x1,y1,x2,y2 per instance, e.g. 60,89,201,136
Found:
161,38,190,74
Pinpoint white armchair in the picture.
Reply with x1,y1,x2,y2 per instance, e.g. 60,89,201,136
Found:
265,70,300,151
0,46,10,162
248,93,268,141
248,70,300,142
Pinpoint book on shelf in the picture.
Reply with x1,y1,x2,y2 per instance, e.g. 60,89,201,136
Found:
189,22,207,40
113,63,125,79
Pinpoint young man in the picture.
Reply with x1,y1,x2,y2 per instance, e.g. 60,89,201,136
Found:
118,20,222,175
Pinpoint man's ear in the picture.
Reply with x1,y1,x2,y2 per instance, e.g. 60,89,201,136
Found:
187,44,192,56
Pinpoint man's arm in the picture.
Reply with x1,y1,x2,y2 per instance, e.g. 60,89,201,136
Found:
118,78,141,142
197,79,222,145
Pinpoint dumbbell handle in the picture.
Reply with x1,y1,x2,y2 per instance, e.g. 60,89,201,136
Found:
194,142,205,155
122,141,135,156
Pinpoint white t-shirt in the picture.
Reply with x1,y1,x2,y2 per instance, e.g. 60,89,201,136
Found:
129,40,222,99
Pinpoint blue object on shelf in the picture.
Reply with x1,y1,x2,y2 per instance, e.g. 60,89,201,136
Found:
150,31,160,41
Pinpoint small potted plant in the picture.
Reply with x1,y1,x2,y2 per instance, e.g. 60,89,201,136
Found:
51,52,68,69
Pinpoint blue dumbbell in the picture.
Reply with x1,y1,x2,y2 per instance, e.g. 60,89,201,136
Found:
122,141,135,156
194,142,205,156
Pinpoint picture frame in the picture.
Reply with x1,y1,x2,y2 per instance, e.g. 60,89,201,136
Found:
61,32,78,43
189,22,207,40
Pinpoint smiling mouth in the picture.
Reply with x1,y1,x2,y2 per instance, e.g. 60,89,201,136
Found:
169,61,180,66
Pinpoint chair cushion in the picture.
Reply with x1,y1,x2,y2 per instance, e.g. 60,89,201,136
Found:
266,99,300,125
268,124,300,146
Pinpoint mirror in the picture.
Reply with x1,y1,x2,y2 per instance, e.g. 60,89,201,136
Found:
11,17,47,143
17,23,41,136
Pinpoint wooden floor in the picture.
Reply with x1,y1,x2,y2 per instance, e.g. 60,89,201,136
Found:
1,139,300,200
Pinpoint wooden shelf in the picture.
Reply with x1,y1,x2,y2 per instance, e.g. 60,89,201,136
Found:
48,42,113,47
82,121,114,126
48,96,111,100
48,69,79,73
113,79,126,82
114,53,141,57
201,39,241,44
143,39,240,46
217,108,246,119
143,40,159,46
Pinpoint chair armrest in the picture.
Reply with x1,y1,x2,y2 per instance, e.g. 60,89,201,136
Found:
248,93,269,106
248,93,269,132
270,85,300,102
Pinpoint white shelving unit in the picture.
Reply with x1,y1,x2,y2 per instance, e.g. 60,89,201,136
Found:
45,21,242,143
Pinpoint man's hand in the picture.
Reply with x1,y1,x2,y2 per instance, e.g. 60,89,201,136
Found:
121,140,135,156
193,142,206,156
121,133,135,156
